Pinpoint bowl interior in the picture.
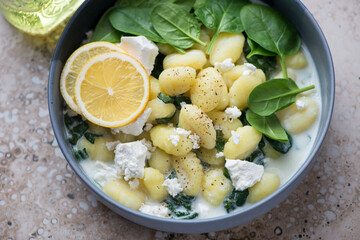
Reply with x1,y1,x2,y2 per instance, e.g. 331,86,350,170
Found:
48,0,334,234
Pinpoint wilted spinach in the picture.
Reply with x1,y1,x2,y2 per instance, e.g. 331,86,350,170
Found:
157,92,191,110
240,4,301,79
265,131,293,154
151,3,206,50
246,109,288,142
195,0,249,54
223,189,249,213
247,78,315,116
215,130,226,151
73,148,89,160
164,193,199,219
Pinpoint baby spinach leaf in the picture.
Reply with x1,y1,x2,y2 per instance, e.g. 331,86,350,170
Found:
223,189,249,213
73,148,88,160
174,0,194,12
90,7,122,43
265,131,293,154
248,78,315,116
195,0,249,54
109,7,167,43
240,4,301,78
246,38,277,59
246,109,288,142
245,147,265,166
115,0,172,8
151,3,206,49
193,0,206,10
151,52,166,78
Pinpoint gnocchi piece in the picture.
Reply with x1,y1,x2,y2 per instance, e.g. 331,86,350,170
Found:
77,136,114,162
150,125,193,156
150,76,161,100
224,126,262,159
276,96,319,134
214,79,230,110
191,27,211,52
285,50,308,69
247,172,280,203
206,111,243,140
273,68,297,81
223,65,266,89
147,98,177,123
202,168,232,206
159,67,196,96
173,152,204,196
229,75,265,110
196,148,225,166
178,104,216,149
209,32,245,65
103,179,145,210
157,43,176,55
149,148,172,174
141,167,168,201
163,49,207,70
190,67,222,112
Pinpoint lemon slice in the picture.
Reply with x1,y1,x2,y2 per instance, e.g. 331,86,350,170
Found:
75,51,150,128
60,41,125,113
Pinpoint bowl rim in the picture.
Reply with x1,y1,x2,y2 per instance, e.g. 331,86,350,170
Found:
48,0,335,234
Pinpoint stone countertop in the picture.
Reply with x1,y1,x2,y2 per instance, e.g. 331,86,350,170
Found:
0,0,359,239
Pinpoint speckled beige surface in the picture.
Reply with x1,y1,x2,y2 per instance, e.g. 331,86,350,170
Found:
0,0,359,239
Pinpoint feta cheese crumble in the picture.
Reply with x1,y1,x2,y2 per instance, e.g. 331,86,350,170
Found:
118,36,159,75
215,152,224,158
162,178,183,197
214,58,235,73
225,159,264,191
180,101,187,108
128,178,140,189
140,138,156,160
175,128,192,138
114,141,147,181
225,106,242,121
243,63,257,76
168,135,180,147
144,123,153,132
296,99,306,110
189,133,200,149
139,202,170,218
231,130,240,145
111,108,152,136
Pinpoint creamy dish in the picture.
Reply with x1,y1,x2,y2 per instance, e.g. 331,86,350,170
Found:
62,0,321,219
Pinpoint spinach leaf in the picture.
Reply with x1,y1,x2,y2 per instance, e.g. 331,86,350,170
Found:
151,3,206,50
174,0,194,12
223,189,249,213
248,78,315,116
73,148,88,160
246,109,288,142
167,169,177,179
64,113,89,145
195,0,249,54
245,147,265,166
223,167,231,180
90,7,122,43
157,92,174,104
193,0,206,10
240,4,301,78
109,7,167,43
151,52,166,78
172,95,191,110
155,111,176,124
157,92,191,110
244,41,277,80
115,0,173,8
84,132,102,144
265,131,293,153
215,130,226,151
246,38,277,59
164,193,199,219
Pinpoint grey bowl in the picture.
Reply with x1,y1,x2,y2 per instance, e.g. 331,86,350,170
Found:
48,0,334,234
